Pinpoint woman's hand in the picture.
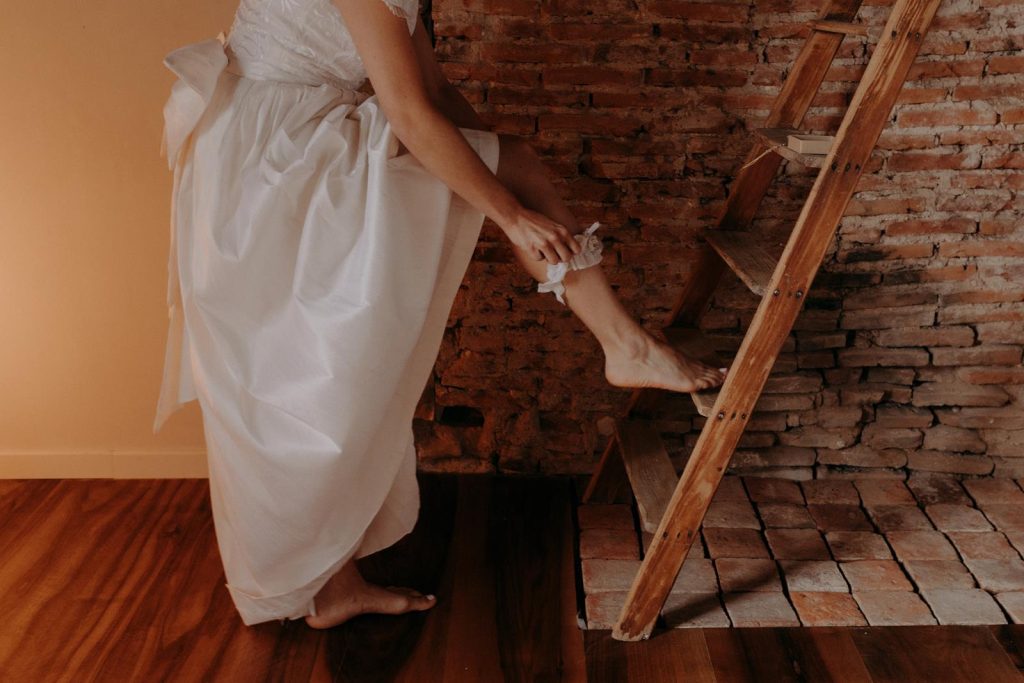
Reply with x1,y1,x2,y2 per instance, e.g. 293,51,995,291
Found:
498,206,582,266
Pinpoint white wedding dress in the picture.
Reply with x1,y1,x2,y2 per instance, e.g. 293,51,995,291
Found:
151,0,504,625
153,0,606,626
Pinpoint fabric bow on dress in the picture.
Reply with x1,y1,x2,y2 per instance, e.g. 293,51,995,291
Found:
153,32,229,433
160,32,230,172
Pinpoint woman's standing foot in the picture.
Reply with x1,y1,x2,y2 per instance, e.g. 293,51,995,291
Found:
304,556,436,629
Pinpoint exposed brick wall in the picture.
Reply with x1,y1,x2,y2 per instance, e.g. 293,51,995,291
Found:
414,0,1024,479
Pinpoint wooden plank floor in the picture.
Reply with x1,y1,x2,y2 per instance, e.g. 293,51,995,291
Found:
0,474,586,682
0,474,1021,681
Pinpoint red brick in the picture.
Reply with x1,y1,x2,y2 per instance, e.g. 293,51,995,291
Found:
922,589,1006,625
758,503,816,529
722,592,800,627
875,406,936,430
995,593,1024,624
925,504,994,532
933,345,1023,367
581,558,640,593
861,425,924,450
779,560,849,592
887,530,959,561
744,477,805,504
670,558,719,594
948,531,1021,560
983,505,1024,532
886,218,977,237
543,66,641,87
579,528,640,559
646,0,749,21
714,558,782,593
702,500,761,529
790,592,867,626
802,480,861,505
854,591,937,626
841,560,914,591
965,558,1024,592
898,106,998,127
662,592,731,628
704,528,770,559
868,505,935,532
826,531,893,561
904,560,978,590
908,473,972,505
854,479,916,505
577,503,635,530
1006,531,1024,556
808,504,874,532
907,451,995,476
584,591,627,629
714,476,750,502
963,478,1024,505
921,425,986,453
765,529,831,560
912,382,1012,407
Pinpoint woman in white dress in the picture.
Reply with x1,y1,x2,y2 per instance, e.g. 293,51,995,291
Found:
154,0,728,629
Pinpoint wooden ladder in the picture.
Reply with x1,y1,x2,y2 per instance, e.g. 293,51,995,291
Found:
581,0,943,641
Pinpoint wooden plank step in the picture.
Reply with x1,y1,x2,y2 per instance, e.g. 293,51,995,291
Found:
614,419,678,534
702,230,779,297
684,373,824,417
754,128,827,168
809,19,869,36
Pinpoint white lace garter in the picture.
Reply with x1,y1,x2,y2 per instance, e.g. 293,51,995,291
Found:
536,221,604,305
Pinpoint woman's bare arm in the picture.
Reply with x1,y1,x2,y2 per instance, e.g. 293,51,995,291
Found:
407,17,487,129
330,0,580,265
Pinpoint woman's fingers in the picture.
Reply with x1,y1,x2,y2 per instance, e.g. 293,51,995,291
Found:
549,237,576,264
537,243,560,265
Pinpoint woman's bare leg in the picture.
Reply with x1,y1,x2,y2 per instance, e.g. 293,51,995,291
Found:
494,134,728,393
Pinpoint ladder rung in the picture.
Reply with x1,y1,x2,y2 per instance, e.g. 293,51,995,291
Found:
682,373,821,418
754,128,826,168
615,419,678,534
703,230,779,297
808,19,869,36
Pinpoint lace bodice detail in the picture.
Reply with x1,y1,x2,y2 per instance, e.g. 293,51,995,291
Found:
226,0,420,92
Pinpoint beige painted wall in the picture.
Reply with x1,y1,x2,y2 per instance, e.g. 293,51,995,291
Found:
1,1,238,475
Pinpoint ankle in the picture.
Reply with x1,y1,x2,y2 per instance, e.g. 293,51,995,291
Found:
603,325,653,362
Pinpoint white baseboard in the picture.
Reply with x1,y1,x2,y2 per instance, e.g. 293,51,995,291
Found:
0,450,209,478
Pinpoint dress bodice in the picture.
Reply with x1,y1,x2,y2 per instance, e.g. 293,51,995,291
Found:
225,0,420,92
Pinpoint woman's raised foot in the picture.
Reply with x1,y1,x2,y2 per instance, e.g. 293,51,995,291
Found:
603,332,728,393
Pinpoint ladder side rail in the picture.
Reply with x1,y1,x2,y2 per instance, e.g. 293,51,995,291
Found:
611,0,944,641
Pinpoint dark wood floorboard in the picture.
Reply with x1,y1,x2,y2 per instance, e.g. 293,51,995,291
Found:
851,626,1021,683
994,625,1024,673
